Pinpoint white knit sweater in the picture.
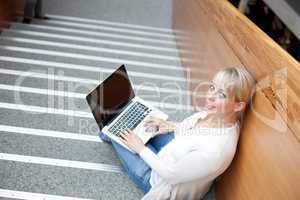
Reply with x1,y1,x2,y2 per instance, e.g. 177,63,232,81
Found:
139,111,240,200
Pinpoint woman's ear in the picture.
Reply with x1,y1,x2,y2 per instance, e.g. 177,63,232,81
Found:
234,102,246,112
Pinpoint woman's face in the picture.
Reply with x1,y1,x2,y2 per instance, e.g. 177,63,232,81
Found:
204,83,244,117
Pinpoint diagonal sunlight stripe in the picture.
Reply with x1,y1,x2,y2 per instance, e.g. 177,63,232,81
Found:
0,124,102,143
7,28,181,53
0,46,183,71
0,189,95,200
0,102,92,118
0,83,194,110
1,36,182,62
24,21,176,45
43,19,176,39
0,153,122,173
46,14,184,34
0,68,191,95
0,55,193,82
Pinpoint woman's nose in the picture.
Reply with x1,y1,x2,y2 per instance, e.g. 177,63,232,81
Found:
207,92,216,102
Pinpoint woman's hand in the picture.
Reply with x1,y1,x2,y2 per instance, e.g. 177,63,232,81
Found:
144,117,176,136
119,129,145,154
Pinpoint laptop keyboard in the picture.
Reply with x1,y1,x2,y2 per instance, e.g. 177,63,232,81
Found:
108,102,151,136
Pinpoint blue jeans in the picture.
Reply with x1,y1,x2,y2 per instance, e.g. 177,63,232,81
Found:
103,132,174,193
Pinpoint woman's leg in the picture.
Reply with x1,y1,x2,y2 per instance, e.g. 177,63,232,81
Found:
24,0,36,19
111,140,157,193
98,132,112,143
100,132,174,192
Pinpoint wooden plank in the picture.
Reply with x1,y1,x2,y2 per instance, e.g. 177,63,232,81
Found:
0,0,25,30
172,0,300,199
197,0,300,79
197,0,300,143
174,0,300,141
172,0,243,106
216,90,300,200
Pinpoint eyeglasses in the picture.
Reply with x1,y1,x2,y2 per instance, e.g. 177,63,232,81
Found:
208,84,227,99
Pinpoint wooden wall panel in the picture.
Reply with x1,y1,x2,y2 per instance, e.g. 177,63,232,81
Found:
0,0,24,30
217,89,300,200
198,0,300,142
198,0,300,79
172,0,300,199
172,0,242,107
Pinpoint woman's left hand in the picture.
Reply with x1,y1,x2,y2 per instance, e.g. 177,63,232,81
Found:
119,129,145,154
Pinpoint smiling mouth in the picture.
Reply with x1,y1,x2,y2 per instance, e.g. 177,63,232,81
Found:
204,104,216,111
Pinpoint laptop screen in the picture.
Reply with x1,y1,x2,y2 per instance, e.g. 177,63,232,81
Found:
86,65,135,130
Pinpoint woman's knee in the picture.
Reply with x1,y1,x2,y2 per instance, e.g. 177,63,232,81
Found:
111,141,150,177
131,159,151,178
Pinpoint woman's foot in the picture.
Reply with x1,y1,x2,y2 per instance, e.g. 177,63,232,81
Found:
22,17,32,24
35,15,50,20
99,132,112,143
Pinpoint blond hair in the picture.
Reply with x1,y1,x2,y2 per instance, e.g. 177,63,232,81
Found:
212,67,256,122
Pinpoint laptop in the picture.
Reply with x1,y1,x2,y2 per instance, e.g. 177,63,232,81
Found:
86,65,168,151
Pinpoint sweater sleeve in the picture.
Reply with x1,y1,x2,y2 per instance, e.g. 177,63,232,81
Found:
139,147,221,185
174,112,207,137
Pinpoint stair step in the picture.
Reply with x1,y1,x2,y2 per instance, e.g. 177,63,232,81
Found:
45,14,181,35
11,22,177,48
0,55,190,83
0,64,191,105
0,86,193,114
5,27,181,57
0,36,181,68
0,160,143,199
0,0,215,198
0,131,119,166
0,108,96,135
0,188,95,200
37,18,177,40
0,44,185,77
0,57,188,88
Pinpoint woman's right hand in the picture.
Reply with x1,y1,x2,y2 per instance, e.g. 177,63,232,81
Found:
144,116,176,135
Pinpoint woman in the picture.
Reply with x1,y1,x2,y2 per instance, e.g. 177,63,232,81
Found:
100,67,255,200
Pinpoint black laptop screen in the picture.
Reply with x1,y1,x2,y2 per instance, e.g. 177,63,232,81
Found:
86,65,135,129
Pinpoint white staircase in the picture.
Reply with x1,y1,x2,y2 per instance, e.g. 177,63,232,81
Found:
0,1,215,199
